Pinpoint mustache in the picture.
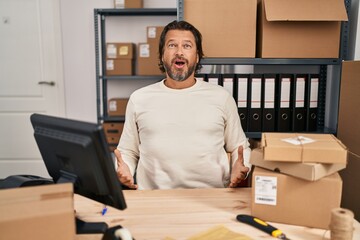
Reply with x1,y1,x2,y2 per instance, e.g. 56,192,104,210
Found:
171,56,188,64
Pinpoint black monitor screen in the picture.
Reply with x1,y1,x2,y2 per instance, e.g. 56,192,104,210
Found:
30,113,126,211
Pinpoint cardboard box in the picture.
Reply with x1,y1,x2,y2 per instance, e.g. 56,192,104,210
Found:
106,59,133,75
257,0,348,58
114,0,143,9
108,98,129,116
137,43,164,76
337,61,360,221
250,148,346,181
261,133,348,164
103,122,124,144
251,167,342,229
184,0,256,57
106,43,134,59
0,183,75,240
147,26,164,46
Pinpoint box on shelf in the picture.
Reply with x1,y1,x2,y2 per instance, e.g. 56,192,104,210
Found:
257,0,348,58
106,43,134,59
108,98,129,116
250,148,346,181
103,122,124,144
147,26,164,46
251,167,342,229
137,43,163,76
114,0,143,9
106,43,134,75
106,59,133,75
184,0,256,57
261,133,348,164
0,183,75,240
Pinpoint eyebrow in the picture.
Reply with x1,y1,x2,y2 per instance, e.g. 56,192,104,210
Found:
166,39,194,45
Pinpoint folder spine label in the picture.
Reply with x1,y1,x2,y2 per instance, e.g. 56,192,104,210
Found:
251,78,262,108
280,78,291,108
310,77,319,108
237,77,248,108
295,77,306,108
223,77,234,96
264,77,275,108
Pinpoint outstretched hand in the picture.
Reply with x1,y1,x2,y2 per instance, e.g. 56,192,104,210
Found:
229,146,249,188
114,149,138,189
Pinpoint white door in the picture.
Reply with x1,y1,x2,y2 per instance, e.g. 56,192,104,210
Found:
0,0,65,178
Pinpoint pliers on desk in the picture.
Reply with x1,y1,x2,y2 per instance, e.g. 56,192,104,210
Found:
237,214,291,239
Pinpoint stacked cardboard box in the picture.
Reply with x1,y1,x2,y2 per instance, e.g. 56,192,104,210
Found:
251,133,348,229
106,43,135,76
137,26,165,76
257,0,348,58
103,122,124,147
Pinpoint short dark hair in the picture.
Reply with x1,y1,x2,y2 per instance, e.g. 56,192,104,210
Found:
158,20,204,73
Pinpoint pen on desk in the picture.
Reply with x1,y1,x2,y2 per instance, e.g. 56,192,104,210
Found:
102,205,108,216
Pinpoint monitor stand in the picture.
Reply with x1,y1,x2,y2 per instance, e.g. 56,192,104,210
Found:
57,173,109,234
76,217,108,234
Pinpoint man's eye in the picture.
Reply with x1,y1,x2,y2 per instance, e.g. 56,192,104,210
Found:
184,44,192,49
168,43,176,48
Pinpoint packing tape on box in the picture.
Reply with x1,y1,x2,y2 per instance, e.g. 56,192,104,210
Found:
329,208,355,240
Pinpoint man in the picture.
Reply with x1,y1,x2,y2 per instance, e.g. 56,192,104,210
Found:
115,20,251,190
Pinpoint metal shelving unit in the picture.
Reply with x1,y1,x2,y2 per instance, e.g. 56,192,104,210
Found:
176,0,350,139
94,0,350,139
94,8,177,124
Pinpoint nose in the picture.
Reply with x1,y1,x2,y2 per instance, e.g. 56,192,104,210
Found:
175,46,184,56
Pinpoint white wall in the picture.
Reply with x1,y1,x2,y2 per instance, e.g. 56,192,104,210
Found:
59,0,177,123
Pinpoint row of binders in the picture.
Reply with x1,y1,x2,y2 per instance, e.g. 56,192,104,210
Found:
195,73,321,133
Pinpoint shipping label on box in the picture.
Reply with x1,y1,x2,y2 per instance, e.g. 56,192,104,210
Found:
261,132,348,164
139,43,150,58
251,167,342,229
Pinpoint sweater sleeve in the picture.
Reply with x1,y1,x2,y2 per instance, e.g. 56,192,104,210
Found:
223,95,252,170
116,98,140,176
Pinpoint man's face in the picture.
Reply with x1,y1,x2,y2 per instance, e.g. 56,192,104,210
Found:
162,30,198,82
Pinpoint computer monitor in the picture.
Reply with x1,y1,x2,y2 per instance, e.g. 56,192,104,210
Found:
30,113,126,233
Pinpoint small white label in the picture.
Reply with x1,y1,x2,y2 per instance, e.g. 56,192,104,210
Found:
254,175,277,205
148,27,157,38
107,44,117,58
114,0,125,8
106,60,114,70
139,44,150,57
282,136,316,145
109,100,117,111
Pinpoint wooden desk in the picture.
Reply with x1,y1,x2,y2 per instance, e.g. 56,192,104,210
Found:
75,188,360,240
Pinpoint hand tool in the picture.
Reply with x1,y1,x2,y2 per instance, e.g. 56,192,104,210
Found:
236,214,290,239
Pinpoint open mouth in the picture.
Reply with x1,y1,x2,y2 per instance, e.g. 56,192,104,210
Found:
173,58,186,68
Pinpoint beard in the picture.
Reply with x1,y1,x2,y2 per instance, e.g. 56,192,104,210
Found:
163,57,196,82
